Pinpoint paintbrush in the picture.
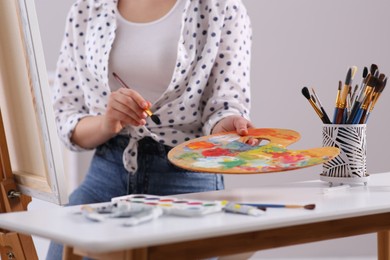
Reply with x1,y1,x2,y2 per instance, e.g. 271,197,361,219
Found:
346,67,369,124
350,66,358,81
370,64,378,76
351,66,368,106
346,65,357,110
347,84,359,121
311,87,331,124
349,84,359,110
112,72,161,125
332,81,342,123
301,87,327,123
363,76,386,123
334,68,352,124
239,203,316,210
352,76,378,124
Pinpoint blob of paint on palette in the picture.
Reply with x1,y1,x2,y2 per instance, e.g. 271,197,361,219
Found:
111,194,223,217
167,128,340,174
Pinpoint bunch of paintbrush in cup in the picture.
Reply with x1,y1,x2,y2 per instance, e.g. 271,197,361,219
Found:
302,64,387,125
346,65,387,124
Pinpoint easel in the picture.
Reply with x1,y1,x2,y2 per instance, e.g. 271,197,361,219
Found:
0,110,38,259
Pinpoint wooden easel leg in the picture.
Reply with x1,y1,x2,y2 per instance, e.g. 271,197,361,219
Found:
0,232,38,260
63,246,82,260
0,110,38,259
378,231,390,260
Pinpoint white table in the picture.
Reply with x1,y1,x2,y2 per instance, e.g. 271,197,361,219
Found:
1,172,390,259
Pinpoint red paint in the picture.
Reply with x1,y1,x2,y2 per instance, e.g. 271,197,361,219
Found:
272,152,305,164
159,199,174,202
187,202,202,205
187,141,215,150
202,147,233,157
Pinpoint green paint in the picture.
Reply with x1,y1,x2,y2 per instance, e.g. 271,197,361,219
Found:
178,152,201,160
219,158,245,168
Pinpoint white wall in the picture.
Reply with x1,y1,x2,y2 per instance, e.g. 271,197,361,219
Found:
35,0,390,189
31,0,389,259
235,0,390,188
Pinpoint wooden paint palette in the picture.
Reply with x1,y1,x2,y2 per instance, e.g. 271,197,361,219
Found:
168,128,340,174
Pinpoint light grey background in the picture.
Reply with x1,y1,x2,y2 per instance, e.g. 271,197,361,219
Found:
31,0,389,259
35,0,390,186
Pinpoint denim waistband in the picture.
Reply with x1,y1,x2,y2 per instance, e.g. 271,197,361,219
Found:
103,135,172,155
138,137,172,155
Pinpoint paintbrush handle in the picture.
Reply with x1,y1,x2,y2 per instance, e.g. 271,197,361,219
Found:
358,109,369,124
240,203,315,210
364,112,371,123
346,101,361,124
308,100,324,121
285,205,306,209
241,203,285,208
332,107,338,124
352,108,364,124
334,107,345,124
320,107,332,124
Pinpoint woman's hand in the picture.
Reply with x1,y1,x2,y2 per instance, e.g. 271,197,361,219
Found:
103,88,151,135
71,88,152,149
211,115,258,145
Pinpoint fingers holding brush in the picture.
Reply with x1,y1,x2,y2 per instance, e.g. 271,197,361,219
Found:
105,89,149,129
112,72,161,125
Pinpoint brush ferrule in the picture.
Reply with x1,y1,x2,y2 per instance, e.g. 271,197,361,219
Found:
145,109,153,117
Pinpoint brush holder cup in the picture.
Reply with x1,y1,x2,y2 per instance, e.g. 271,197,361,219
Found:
320,124,369,186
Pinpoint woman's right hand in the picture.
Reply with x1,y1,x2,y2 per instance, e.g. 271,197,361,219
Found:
71,88,152,149
103,88,151,135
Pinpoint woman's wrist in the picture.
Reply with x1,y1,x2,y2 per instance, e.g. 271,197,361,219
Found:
71,115,118,149
99,115,122,138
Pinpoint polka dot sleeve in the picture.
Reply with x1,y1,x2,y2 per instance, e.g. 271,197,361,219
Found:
201,0,252,135
51,1,94,151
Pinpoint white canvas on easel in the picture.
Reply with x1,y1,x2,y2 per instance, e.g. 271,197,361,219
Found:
0,0,67,205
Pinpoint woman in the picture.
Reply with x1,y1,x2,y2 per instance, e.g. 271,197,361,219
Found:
47,0,253,258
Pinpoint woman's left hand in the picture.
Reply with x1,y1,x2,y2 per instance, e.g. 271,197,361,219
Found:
211,115,258,145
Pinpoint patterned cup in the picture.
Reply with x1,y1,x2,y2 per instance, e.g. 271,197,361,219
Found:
322,124,367,179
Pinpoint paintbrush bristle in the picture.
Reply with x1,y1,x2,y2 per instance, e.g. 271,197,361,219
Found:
350,66,358,80
301,86,311,100
367,75,379,88
377,77,386,93
345,68,352,85
303,204,316,210
145,109,161,125
362,66,368,78
151,114,161,125
370,64,378,75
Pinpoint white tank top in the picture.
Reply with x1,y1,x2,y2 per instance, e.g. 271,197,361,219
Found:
108,0,185,103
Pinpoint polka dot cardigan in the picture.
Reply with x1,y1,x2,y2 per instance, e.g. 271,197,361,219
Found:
52,0,252,173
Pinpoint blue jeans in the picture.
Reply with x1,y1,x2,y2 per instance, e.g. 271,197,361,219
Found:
46,136,224,259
